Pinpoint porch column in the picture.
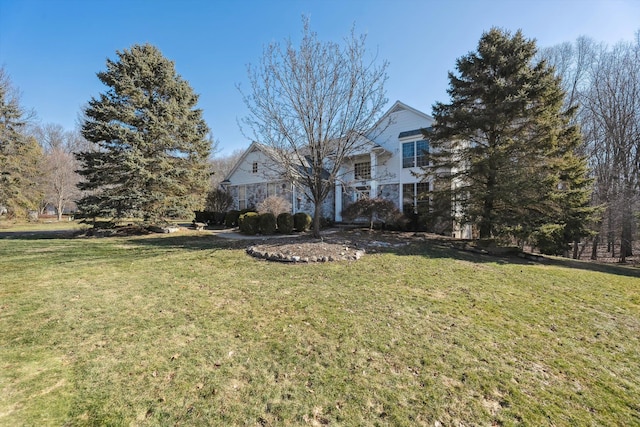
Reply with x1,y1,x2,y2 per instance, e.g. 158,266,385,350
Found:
335,182,343,222
370,151,378,198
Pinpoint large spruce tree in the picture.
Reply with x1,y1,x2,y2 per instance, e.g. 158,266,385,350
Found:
76,44,211,223
0,67,44,217
425,28,594,244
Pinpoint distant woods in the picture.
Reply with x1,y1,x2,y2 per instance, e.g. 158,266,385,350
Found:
539,33,640,261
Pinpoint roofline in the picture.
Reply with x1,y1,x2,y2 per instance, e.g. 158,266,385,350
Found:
223,141,276,182
367,100,435,137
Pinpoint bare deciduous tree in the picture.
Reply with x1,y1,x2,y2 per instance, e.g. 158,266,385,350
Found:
542,32,640,261
209,148,244,188
241,17,388,237
31,124,83,220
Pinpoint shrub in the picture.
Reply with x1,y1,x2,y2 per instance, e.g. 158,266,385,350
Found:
193,211,207,223
224,210,240,227
318,216,334,230
341,197,400,230
239,212,260,235
257,196,292,216
293,212,312,232
531,223,568,256
277,212,294,234
258,212,277,235
205,188,234,212
210,212,224,225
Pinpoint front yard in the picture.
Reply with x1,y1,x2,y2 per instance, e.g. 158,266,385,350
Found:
1,228,639,425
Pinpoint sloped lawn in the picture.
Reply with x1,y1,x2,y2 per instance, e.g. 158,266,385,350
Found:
1,230,639,426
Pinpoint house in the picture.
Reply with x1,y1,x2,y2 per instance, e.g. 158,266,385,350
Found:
222,101,471,238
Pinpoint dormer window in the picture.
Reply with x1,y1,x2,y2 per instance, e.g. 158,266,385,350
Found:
354,161,371,180
252,162,258,173
402,140,429,168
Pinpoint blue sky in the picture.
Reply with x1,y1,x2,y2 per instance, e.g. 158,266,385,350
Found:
1,0,638,155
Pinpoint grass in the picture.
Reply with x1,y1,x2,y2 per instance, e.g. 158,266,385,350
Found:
1,227,639,426
0,218,85,232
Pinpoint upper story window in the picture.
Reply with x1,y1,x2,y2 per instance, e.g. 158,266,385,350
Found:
354,161,371,180
402,140,429,168
252,162,258,173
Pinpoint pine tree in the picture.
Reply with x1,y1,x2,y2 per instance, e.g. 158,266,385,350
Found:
76,44,211,223
424,28,594,242
0,67,44,217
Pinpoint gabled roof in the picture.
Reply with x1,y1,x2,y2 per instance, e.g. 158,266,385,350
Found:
367,100,435,139
345,133,390,158
223,141,279,182
223,141,321,183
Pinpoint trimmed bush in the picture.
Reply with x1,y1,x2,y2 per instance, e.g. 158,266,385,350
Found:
258,212,277,235
193,211,207,223
293,212,312,232
277,212,294,234
213,212,226,226
239,212,260,235
224,210,240,227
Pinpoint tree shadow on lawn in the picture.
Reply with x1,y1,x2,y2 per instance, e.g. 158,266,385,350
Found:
391,240,640,279
5,229,637,279
128,234,247,251
0,230,77,239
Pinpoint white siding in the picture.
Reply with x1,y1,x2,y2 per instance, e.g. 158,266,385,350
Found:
226,148,283,185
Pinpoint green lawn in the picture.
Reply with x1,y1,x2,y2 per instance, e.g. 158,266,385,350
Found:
1,228,639,426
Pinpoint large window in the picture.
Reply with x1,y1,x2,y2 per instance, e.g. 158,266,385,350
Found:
354,161,371,180
267,182,277,197
402,182,430,214
416,140,429,167
402,140,429,168
238,185,246,210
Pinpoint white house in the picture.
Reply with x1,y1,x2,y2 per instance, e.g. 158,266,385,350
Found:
222,100,471,238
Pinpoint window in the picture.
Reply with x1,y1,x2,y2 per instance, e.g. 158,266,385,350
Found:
267,182,276,197
416,140,429,167
238,185,246,210
402,182,430,214
402,142,415,168
354,161,371,180
355,186,370,201
252,162,258,173
402,140,429,168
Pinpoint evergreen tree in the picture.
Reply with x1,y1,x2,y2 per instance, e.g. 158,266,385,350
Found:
0,67,43,217
424,28,594,242
76,44,211,223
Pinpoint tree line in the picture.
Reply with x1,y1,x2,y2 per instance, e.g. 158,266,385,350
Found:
539,34,640,260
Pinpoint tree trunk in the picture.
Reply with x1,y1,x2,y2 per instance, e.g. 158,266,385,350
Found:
479,170,495,239
312,199,322,238
479,196,493,239
572,240,579,259
591,235,598,260
620,201,634,259
57,199,63,221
